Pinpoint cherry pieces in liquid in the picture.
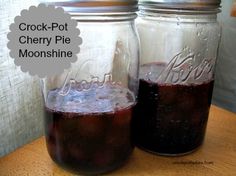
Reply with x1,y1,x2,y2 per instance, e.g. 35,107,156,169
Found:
132,63,214,155
44,84,135,174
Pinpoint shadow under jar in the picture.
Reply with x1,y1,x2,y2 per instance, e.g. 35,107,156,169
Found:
132,0,221,156
41,0,139,175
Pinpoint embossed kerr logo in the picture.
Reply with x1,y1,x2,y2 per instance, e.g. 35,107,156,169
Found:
157,51,215,84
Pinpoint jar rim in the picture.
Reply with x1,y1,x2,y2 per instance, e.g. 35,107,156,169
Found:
139,0,221,12
44,0,138,13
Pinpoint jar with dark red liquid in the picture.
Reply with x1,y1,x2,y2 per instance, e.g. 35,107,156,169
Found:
41,0,139,174
132,0,221,156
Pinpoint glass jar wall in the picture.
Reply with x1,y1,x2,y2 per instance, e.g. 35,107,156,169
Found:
132,0,221,156
41,0,139,174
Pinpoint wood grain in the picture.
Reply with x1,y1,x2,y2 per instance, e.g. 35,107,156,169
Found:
0,105,236,176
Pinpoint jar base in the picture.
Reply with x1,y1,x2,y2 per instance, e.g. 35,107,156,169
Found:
49,148,134,175
135,143,203,157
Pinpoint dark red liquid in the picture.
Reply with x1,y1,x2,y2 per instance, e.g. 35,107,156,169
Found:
132,63,214,155
44,83,135,174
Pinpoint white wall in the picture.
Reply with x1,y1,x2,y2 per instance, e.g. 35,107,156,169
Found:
0,0,43,157
213,0,236,112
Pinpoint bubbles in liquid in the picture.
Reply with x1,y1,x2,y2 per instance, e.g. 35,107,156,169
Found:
44,83,135,174
140,63,166,82
47,82,135,114
132,63,214,155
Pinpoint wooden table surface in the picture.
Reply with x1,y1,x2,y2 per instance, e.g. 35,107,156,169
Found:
0,105,236,176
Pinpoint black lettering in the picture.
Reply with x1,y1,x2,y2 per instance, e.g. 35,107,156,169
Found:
34,51,40,57
29,24,36,31
64,23,68,31
28,50,34,57
18,49,73,58
19,36,26,44
41,23,47,31
19,23,26,31
58,24,65,31
65,37,70,44
67,51,72,57
19,49,27,57
51,23,58,31
55,36,62,44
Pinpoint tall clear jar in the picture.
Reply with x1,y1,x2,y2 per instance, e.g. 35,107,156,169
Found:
132,0,221,156
41,0,139,174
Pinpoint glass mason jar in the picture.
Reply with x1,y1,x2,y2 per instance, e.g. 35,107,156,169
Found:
41,0,139,174
132,0,221,156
